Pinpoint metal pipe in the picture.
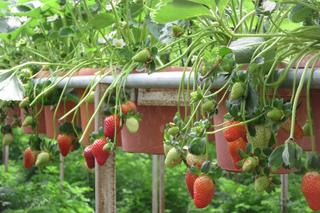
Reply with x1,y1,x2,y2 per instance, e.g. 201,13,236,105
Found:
33,69,320,89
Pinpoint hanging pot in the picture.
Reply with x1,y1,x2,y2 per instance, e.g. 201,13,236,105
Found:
214,57,320,173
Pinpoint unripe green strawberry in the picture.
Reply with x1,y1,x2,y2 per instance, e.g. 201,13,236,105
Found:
302,122,311,136
2,133,14,145
254,176,269,192
267,108,284,122
167,126,179,136
201,100,215,114
22,116,34,127
85,91,95,103
165,148,182,168
19,97,29,108
35,152,50,168
230,82,245,100
242,156,259,172
125,117,139,133
172,25,184,37
163,143,172,156
247,125,272,150
132,48,152,63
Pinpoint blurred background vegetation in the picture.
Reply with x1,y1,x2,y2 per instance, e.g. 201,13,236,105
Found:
0,127,312,213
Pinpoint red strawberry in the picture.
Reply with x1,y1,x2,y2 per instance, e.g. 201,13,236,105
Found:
57,134,72,157
193,175,215,208
301,172,320,211
91,139,109,166
223,120,246,142
104,115,121,140
121,101,137,115
23,147,35,169
185,169,198,198
83,145,95,169
228,137,247,169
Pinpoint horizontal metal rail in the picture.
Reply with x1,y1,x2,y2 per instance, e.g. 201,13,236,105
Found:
33,68,320,89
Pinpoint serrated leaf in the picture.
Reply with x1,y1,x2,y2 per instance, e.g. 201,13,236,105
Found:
188,0,213,8
59,27,74,37
88,13,115,29
152,1,210,23
268,145,284,168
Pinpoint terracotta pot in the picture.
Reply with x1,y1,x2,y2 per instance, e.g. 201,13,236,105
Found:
44,101,76,138
122,104,182,154
75,68,97,146
121,67,194,154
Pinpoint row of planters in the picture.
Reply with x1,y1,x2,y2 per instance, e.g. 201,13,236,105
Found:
1,0,320,212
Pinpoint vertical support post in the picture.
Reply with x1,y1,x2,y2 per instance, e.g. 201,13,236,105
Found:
60,154,64,182
94,84,116,213
152,155,159,213
159,155,165,213
280,174,288,213
4,145,9,172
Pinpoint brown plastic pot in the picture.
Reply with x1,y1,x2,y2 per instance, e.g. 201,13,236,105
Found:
121,67,195,154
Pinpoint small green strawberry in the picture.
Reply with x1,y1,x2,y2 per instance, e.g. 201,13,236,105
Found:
230,82,245,100
35,152,50,168
22,116,34,127
164,143,172,156
167,126,179,136
85,91,95,103
2,133,14,145
242,156,259,172
132,48,152,63
125,117,139,133
254,176,269,192
201,100,215,114
165,148,182,168
267,108,284,122
247,125,272,150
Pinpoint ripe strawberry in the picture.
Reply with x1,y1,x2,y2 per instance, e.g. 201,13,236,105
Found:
91,139,109,166
121,101,137,115
193,175,215,208
186,153,206,169
246,125,272,150
104,114,121,140
23,147,35,169
83,145,95,169
223,121,246,142
301,172,320,211
57,134,73,157
230,82,245,100
185,170,198,198
165,148,182,168
35,152,50,168
228,137,247,169
255,176,269,192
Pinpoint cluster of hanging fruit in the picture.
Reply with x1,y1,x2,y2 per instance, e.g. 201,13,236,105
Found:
83,101,140,169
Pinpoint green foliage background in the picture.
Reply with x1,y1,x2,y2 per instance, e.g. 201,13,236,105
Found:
0,128,312,213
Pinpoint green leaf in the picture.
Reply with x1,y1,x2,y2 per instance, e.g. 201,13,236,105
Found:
289,4,315,23
268,145,284,168
187,0,213,8
59,27,74,37
216,0,230,14
88,13,115,29
152,1,210,23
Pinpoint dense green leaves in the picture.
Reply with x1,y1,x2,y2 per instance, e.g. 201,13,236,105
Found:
88,13,115,29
